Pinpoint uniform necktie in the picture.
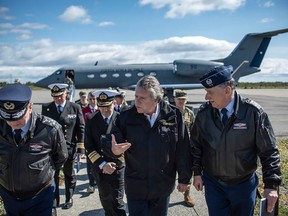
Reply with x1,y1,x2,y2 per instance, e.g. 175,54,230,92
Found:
58,105,62,114
221,108,228,126
104,117,109,126
14,129,22,144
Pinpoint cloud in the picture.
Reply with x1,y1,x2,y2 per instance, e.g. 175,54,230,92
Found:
0,22,50,40
98,21,115,27
20,22,50,30
263,1,275,8
59,5,92,24
139,0,246,18
259,17,273,23
0,7,15,20
0,35,287,83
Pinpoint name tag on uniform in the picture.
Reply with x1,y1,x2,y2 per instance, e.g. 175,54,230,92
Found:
233,123,247,130
67,114,76,119
162,122,175,126
29,143,43,152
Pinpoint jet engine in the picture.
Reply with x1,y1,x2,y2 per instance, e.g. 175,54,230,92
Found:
173,59,223,76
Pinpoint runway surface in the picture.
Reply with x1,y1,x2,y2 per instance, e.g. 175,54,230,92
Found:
30,88,287,216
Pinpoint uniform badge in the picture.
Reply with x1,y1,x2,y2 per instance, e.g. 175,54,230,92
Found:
206,78,213,86
29,143,43,152
4,102,15,110
67,114,76,119
233,123,247,130
162,122,175,126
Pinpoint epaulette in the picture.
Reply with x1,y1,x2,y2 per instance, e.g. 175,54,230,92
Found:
41,115,59,128
244,98,263,112
197,102,210,113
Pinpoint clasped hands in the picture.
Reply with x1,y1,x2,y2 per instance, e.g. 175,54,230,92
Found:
102,162,116,175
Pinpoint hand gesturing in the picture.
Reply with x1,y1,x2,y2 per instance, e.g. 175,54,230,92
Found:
111,134,131,155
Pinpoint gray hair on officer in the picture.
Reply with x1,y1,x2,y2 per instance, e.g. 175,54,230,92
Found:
136,75,163,102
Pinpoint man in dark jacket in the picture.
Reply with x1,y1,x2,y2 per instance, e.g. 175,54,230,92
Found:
85,89,126,216
0,84,68,216
42,83,85,210
108,75,191,216
191,65,281,216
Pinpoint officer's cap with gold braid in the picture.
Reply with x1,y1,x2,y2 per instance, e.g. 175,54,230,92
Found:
92,89,119,107
0,84,32,121
48,83,68,97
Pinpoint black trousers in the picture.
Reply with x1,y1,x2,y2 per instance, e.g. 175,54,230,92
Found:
53,147,77,207
86,155,97,187
93,166,126,216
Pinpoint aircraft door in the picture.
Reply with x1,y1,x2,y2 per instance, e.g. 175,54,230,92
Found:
65,70,75,81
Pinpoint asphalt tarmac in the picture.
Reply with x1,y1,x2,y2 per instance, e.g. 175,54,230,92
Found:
31,88,288,216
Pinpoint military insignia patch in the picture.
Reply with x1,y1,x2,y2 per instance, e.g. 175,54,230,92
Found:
4,102,15,110
233,123,247,130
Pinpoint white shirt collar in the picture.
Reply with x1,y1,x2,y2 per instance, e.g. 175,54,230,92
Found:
89,105,97,111
55,100,66,108
101,113,113,121
220,97,235,118
144,103,160,127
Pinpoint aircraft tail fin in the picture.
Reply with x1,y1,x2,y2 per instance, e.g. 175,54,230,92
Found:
214,28,288,81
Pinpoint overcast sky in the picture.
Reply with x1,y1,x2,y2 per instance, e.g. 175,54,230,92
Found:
0,0,288,83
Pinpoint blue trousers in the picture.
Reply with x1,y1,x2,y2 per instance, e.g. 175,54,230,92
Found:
202,172,258,216
127,195,170,216
0,184,54,216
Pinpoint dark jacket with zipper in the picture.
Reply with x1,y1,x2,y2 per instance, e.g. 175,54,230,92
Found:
191,92,281,189
110,100,191,200
0,112,68,199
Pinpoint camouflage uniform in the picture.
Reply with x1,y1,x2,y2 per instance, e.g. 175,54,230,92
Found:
181,106,195,135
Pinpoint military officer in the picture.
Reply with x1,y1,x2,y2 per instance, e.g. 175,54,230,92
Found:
174,91,195,132
0,84,68,216
114,90,129,112
174,90,195,207
42,83,85,210
85,89,127,216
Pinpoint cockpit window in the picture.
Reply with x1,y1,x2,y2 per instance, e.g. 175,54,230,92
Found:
55,70,62,75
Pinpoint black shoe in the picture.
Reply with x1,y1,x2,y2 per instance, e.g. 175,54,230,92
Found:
52,207,57,216
62,199,73,209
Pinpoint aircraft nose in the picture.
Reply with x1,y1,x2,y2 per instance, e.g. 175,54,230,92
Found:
35,78,49,88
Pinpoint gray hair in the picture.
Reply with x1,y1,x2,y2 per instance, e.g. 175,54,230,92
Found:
218,78,237,90
136,75,163,101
